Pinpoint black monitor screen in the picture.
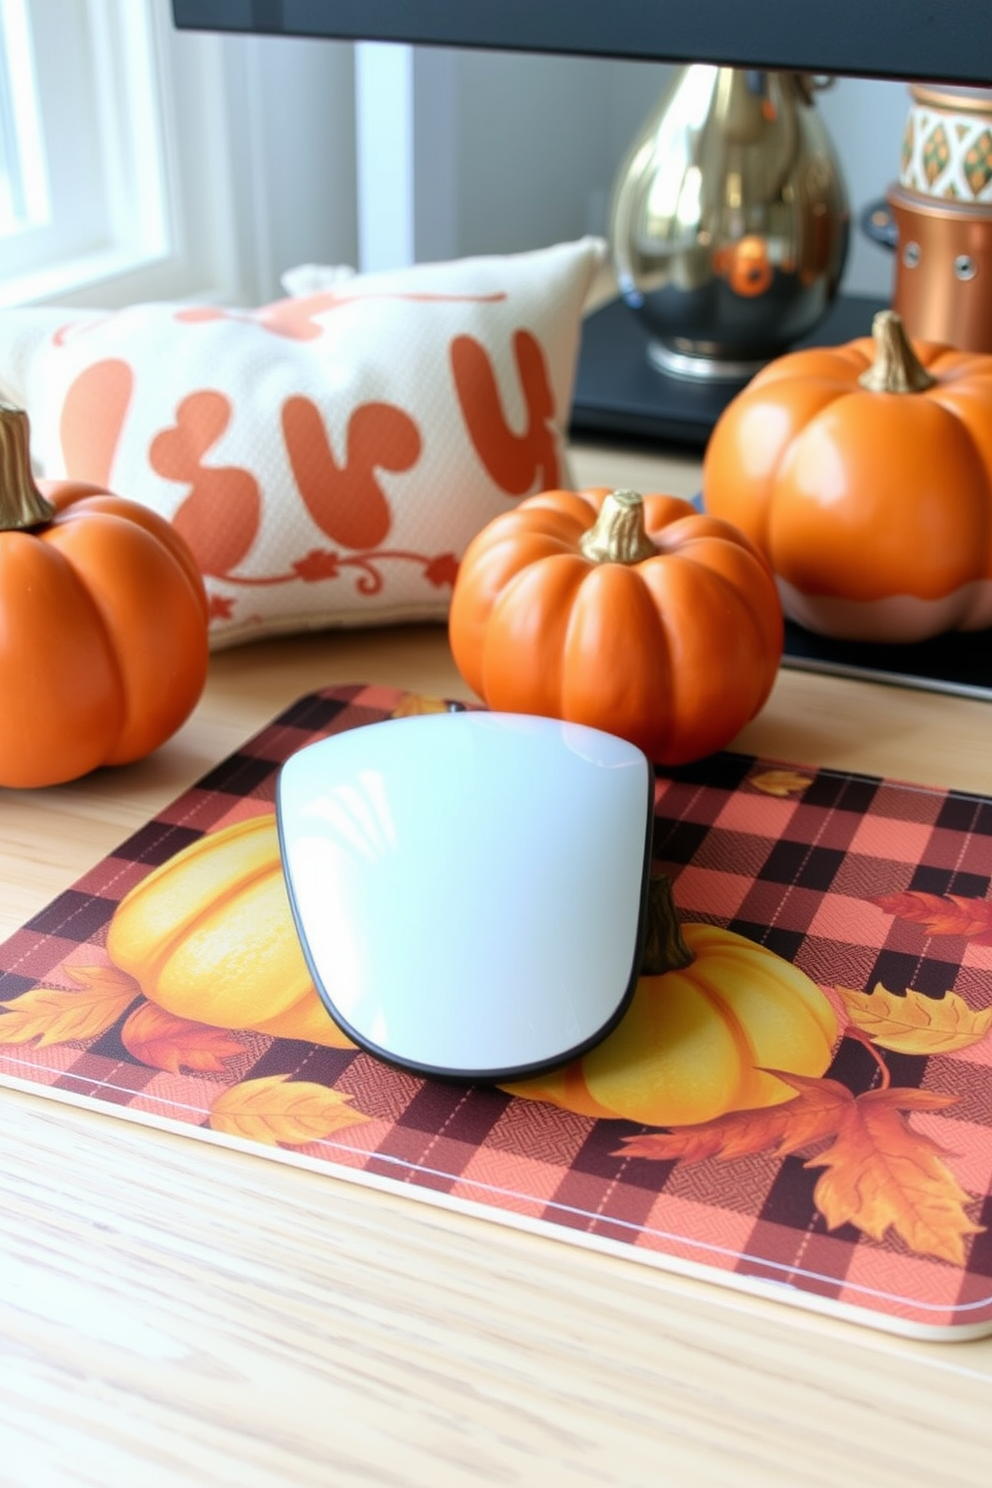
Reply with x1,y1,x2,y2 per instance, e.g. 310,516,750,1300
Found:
171,1,992,85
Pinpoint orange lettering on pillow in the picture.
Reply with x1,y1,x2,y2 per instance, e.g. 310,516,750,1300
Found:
174,291,507,343
59,358,134,486
149,391,262,578
53,315,116,348
257,290,507,341
173,307,241,326
450,329,560,495
282,396,421,550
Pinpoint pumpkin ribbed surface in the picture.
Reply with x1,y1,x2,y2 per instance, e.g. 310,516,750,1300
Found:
702,312,992,641
503,924,837,1126
0,401,209,787
448,487,783,766
106,814,354,1046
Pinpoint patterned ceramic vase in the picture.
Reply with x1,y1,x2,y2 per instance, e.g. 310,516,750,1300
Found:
900,84,992,204
888,85,992,350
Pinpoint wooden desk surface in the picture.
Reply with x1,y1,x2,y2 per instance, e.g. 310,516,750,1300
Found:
2,443,992,1485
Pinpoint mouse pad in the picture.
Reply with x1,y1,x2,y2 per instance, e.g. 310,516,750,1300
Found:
2,683,991,1341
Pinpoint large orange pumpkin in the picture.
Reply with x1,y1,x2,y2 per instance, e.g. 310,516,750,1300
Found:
106,813,354,1048
702,310,992,642
0,405,209,787
503,878,837,1126
448,486,783,766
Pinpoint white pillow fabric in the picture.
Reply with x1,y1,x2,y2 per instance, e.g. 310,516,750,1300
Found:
0,238,604,647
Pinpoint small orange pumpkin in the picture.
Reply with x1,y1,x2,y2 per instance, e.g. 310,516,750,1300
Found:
106,813,354,1047
503,877,837,1127
448,486,783,766
702,310,992,642
0,405,209,787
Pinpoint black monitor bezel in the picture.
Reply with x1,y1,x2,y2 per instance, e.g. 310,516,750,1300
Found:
171,1,992,86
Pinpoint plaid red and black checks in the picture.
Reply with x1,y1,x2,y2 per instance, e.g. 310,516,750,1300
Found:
2,685,991,1340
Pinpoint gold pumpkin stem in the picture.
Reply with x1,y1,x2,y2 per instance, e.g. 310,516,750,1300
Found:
640,873,695,976
0,404,55,531
857,310,936,394
579,489,658,565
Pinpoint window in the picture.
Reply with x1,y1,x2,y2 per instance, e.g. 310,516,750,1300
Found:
0,0,172,304
0,0,362,310
0,0,48,241
0,0,257,308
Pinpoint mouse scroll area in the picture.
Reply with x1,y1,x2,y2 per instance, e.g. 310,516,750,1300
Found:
276,711,653,1082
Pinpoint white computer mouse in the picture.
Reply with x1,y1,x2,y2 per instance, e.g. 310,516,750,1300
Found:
276,710,653,1082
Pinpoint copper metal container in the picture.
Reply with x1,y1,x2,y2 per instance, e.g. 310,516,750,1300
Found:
887,184,992,350
873,83,992,351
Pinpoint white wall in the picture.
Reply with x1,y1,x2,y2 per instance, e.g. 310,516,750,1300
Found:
161,31,909,308
816,76,906,297
442,53,674,258
402,50,907,301
216,29,359,305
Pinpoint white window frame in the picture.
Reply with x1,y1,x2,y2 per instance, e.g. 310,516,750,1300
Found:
354,41,459,274
0,0,50,236
0,0,247,309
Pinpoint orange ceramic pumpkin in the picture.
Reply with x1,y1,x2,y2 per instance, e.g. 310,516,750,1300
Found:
448,486,783,765
0,406,209,787
702,310,992,641
503,878,837,1126
106,813,354,1047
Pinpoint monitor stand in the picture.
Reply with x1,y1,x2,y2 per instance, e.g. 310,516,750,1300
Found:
569,292,887,449
569,294,992,703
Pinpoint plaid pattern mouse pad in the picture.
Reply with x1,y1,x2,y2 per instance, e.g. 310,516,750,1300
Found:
2,684,992,1340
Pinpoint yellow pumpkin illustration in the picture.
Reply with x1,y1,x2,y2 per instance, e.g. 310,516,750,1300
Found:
503,881,837,1126
106,813,354,1047
108,825,835,1115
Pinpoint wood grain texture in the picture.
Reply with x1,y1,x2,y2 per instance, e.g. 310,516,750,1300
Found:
2,441,992,1485
2,1085,992,1487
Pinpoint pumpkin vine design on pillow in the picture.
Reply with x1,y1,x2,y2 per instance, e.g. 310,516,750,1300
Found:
57,313,564,617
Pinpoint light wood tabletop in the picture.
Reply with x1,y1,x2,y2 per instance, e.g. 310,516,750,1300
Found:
2,440,991,1486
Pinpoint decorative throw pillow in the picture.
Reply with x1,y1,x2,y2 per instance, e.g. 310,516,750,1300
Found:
0,237,605,647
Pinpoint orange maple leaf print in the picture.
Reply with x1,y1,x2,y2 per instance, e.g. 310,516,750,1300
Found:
788,1078,983,1265
120,1001,245,1074
0,964,139,1046
208,1074,368,1146
617,1078,851,1165
749,769,813,798
618,1071,982,1263
837,983,992,1055
872,891,992,944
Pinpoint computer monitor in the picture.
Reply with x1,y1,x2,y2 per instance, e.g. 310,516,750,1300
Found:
172,1,992,85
